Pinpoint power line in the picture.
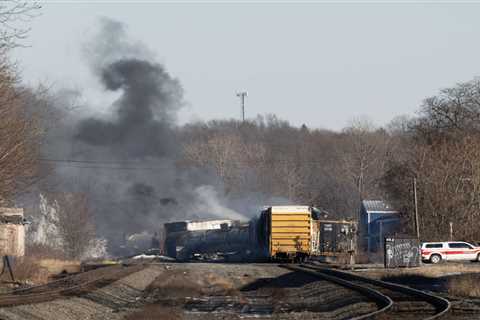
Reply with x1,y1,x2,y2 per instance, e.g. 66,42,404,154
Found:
39,157,332,165
38,157,335,172
38,158,165,165
47,164,167,171
38,158,172,170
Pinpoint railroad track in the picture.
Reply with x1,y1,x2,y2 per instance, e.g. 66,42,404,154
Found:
286,264,451,320
0,263,146,307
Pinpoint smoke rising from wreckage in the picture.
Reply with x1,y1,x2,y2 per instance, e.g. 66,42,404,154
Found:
164,206,357,263
35,18,284,256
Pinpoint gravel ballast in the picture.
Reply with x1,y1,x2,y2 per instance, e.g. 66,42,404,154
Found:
0,264,164,320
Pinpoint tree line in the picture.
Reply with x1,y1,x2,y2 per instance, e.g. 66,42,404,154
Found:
180,115,393,219
181,79,480,243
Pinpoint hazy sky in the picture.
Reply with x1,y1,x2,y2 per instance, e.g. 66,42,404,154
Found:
13,1,480,130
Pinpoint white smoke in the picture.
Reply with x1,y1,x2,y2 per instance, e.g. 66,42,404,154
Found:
28,194,63,249
193,185,248,221
28,194,108,259
81,238,108,259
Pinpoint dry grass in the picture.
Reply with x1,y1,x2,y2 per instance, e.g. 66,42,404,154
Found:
2,257,50,284
363,263,480,280
37,259,81,274
360,262,480,298
0,244,81,285
1,257,81,285
25,243,65,260
447,274,480,297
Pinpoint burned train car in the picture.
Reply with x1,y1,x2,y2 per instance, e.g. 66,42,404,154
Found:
164,219,254,261
163,206,357,262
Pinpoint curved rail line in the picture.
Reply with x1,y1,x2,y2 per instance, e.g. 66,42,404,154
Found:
286,264,451,320
283,264,392,320
0,263,145,307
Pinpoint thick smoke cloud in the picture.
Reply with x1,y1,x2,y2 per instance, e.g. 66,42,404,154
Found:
76,58,181,158
36,18,284,256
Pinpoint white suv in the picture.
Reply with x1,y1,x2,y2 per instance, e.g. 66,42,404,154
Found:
421,241,480,264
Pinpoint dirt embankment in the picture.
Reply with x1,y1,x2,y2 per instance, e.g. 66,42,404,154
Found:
126,263,377,320
125,263,290,320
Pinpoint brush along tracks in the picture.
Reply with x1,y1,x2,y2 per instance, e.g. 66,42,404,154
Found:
287,264,451,320
0,263,146,307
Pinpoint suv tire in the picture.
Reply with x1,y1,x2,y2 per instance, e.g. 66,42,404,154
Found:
430,254,442,264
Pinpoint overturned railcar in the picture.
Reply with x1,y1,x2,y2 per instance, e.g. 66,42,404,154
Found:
256,206,313,261
164,219,253,261
163,206,357,262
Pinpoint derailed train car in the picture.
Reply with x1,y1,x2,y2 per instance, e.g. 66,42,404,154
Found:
256,206,356,261
164,219,254,261
313,219,357,263
163,206,356,262
256,206,312,261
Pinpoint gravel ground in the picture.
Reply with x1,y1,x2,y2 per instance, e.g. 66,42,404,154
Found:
4,262,475,320
125,263,377,320
0,264,164,320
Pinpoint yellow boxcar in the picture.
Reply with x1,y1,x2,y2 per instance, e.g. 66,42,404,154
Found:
261,206,312,261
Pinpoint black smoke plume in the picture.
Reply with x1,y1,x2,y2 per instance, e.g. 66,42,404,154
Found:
76,58,181,158
34,18,282,256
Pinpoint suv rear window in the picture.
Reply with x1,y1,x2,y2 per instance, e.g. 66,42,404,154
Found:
448,243,473,249
425,243,443,248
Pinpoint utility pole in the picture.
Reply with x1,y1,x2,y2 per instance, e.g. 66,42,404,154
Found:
236,91,247,122
449,222,453,241
413,177,420,239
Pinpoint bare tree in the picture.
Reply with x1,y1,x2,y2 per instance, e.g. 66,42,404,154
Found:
183,127,266,194
0,63,42,205
0,1,40,51
181,117,384,218
384,78,480,241
0,1,42,204
53,193,96,259
340,117,391,200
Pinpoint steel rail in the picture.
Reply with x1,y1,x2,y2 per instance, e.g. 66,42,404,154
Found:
284,264,393,320
9,262,134,295
0,264,145,307
300,263,451,320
